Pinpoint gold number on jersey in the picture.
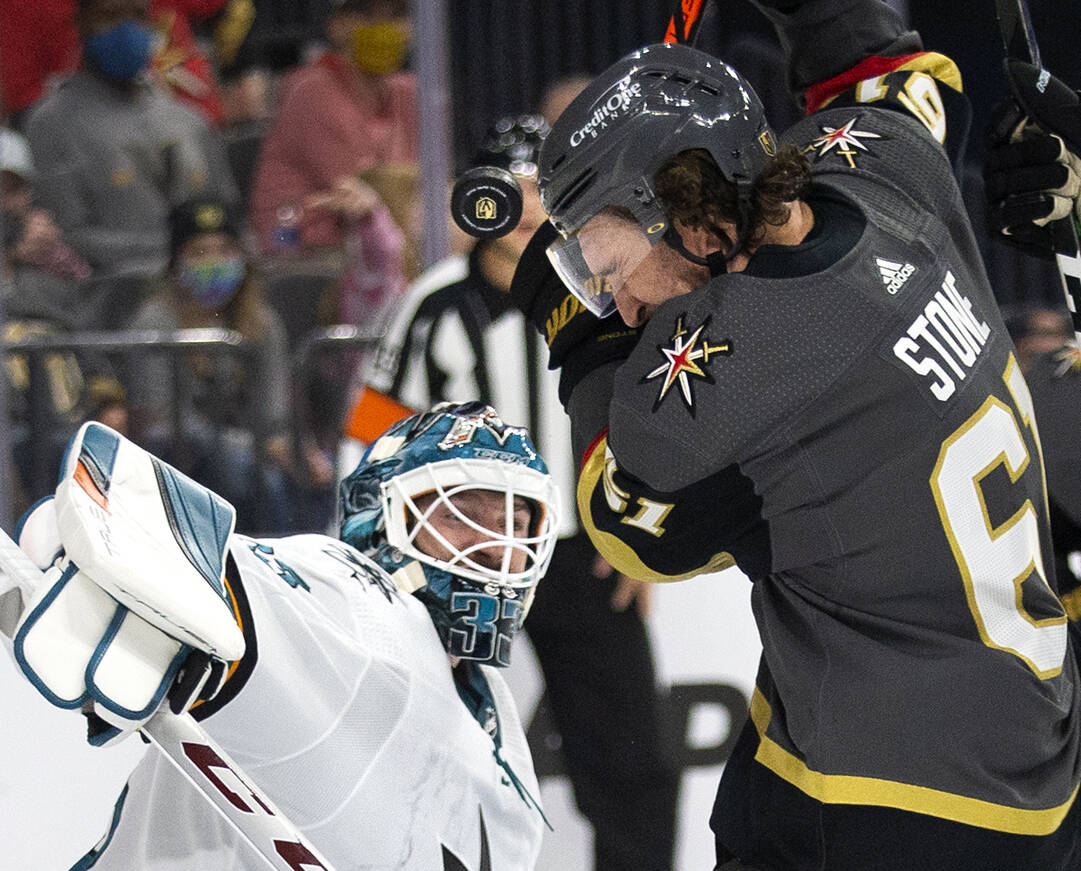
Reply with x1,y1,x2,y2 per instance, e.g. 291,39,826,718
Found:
855,76,888,104
621,497,674,538
896,72,947,144
929,357,1066,678
601,444,673,537
854,71,946,143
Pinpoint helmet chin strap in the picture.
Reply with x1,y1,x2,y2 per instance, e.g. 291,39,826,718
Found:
662,226,730,277
660,182,755,276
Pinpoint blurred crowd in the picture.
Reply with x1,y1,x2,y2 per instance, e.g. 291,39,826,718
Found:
0,0,437,532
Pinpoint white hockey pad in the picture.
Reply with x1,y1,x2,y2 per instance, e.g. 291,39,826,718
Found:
17,496,64,570
10,479,232,745
0,497,63,638
54,422,243,661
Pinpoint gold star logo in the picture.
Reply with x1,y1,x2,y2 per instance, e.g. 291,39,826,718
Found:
804,116,882,167
643,316,731,414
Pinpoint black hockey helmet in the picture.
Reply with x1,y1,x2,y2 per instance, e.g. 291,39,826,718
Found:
538,42,775,317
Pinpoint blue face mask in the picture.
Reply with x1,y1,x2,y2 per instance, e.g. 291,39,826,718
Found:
84,20,156,82
175,256,247,309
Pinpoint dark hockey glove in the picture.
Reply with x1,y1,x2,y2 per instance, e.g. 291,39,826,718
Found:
984,60,1081,257
510,222,640,406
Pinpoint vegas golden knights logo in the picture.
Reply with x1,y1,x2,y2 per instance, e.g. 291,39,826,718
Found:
475,196,497,220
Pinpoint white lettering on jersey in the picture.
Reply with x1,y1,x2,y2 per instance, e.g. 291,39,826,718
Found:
893,271,992,401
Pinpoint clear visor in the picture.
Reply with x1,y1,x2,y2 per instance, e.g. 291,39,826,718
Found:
546,207,668,318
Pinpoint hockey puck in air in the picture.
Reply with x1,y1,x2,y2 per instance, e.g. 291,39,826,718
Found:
450,166,523,239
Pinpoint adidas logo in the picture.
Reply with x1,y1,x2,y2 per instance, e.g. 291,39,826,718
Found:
877,257,916,294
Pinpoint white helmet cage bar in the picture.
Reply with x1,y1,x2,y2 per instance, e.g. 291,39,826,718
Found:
380,457,560,592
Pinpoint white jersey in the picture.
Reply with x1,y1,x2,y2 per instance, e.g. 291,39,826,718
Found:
79,533,545,870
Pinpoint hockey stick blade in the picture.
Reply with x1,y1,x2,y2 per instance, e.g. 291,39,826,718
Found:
0,526,339,871
994,0,1081,344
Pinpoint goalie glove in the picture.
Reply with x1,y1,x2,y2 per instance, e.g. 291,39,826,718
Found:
12,423,241,746
984,60,1081,257
510,222,641,406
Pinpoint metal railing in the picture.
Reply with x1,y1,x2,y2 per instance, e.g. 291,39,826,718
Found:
3,327,262,522
2,325,385,536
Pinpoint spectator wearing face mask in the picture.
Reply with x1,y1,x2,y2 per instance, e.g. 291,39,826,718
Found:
0,0,228,129
247,0,416,271
22,0,237,297
124,195,315,533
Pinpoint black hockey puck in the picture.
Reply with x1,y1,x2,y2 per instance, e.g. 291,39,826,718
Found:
450,166,523,239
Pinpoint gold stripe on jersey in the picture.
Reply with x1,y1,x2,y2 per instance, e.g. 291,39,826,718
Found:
750,688,1079,835
190,573,245,711
577,434,735,582
1061,587,1081,622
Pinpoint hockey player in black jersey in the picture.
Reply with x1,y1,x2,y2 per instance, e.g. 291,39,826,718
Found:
509,0,1081,868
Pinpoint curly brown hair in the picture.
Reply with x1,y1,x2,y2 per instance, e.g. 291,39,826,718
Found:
653,144,811,249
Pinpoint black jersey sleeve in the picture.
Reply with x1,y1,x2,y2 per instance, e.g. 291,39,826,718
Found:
575,431,771,582
753,0,922,105
754,0,971,168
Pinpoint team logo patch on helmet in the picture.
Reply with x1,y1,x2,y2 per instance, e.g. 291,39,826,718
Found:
803,116,883,167
438,406,536,461
642,315,731,415
758,128,777,156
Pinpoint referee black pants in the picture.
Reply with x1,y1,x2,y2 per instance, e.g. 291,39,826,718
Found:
525,531,681,871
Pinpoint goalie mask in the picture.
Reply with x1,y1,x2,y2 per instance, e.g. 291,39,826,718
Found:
538,41,775,317
340,402,559,667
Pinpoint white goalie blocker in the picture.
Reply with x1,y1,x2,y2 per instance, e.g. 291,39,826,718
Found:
12,421,242,739
0,423,339,871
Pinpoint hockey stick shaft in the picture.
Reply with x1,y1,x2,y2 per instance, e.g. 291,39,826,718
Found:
0,527,339,871
664,0,707,45
994,0,1081,344
995,0,1041,68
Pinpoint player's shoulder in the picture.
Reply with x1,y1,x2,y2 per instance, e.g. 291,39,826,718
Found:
785,101,944,170
790,51,969,167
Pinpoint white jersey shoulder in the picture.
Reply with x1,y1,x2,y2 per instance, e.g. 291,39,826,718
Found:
81,533,544,871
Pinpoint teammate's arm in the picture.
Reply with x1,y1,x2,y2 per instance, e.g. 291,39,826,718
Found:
754,0,970,167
